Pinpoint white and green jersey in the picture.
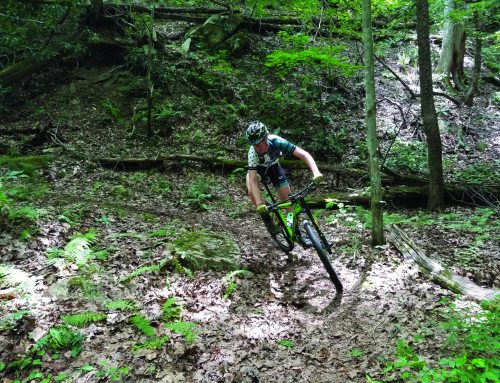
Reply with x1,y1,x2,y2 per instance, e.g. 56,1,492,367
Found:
247,135,296,171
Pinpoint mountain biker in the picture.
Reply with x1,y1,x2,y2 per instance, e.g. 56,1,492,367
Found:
245,121,323,227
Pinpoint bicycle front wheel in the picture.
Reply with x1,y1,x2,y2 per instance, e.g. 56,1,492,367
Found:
263,202,294,252
303,221,343,294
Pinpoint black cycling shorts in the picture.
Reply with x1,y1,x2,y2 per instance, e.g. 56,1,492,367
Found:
257,163,289,189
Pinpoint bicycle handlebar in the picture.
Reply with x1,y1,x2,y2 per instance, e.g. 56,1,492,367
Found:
267,182,317,210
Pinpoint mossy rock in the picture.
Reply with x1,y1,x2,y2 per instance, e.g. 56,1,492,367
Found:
217,31,250,56
183,14,243,52
172,231,240,272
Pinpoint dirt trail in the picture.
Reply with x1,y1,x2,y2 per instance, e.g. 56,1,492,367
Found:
1,164,460,383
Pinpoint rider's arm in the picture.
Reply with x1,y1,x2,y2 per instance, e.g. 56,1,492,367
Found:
292,147,322,178
246,169,264,206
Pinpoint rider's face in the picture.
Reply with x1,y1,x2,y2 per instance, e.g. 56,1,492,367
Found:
253,137,268,154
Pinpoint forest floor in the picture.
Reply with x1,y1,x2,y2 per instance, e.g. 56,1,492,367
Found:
1,60,499,382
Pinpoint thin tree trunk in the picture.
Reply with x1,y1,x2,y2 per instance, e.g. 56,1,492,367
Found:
465,13,482,106
362,0,384,245
146,9,154,137
435,0,466,90
415,0,445,211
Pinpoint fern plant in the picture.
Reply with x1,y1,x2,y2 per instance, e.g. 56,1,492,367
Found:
133,336,169,351
122,264,160,283
224,269,252,299
129,314,155,337
33,325,84,357
165,321,197,346
62,311,107,327
105,299,138,312
48,231,98,266
162,297,182,322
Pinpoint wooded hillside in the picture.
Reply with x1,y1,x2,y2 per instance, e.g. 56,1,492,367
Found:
1,1,499,382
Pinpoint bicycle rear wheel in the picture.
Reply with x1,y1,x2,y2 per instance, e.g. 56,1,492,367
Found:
303,221,343,294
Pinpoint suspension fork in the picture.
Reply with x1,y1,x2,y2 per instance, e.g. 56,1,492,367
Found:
299,199,333,254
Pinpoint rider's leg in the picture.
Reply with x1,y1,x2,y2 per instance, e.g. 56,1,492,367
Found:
277,185,291,202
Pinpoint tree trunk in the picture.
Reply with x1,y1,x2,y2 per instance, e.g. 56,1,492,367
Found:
362,0,384,246
435,0,466,90
465,13,482,106
415,0,445,211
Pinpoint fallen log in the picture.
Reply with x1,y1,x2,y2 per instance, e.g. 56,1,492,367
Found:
97,155,499,207
98,155,374,180
0,51,61,88
387,224,498,302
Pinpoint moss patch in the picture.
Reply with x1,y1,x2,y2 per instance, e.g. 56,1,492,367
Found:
172,231,240,272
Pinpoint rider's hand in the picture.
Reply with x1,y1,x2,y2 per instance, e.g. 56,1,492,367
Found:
256,203,268,216
313,174,323,186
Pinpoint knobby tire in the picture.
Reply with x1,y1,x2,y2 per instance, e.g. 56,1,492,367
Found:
303,221,343,294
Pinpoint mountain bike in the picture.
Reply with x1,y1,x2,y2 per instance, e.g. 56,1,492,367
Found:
262,182,343,296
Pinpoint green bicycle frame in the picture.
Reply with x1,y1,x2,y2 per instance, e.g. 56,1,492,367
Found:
264,182,332,253
272,200,304,239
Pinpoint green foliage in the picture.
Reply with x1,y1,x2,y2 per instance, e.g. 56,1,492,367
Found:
67,276,106,302
105,299,139,312
0,156,52,175
162,297,182,322
0,310,31,332
33,326,84,358
133,336,169,351
388,208,497,234
61,312,107,327
379,297,500,383
385,141,428,174
7,206,47,223
165,321,197,345
95,360,130,382
454,161,500,185
101,98,122,122
129,314,155,337
47,231,99,266
148,222,179,237
57,203,87,226
150,178,172,195
0,265,35,295
0,169,47,228
266,38,361,78
183,175,220,210
154,101,180,121
122,264,161,283
350,347,364,358
224,269,252,299
277,339,295,347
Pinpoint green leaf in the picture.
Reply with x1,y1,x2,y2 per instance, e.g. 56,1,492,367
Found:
350,348,363,358
277,339,295,347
